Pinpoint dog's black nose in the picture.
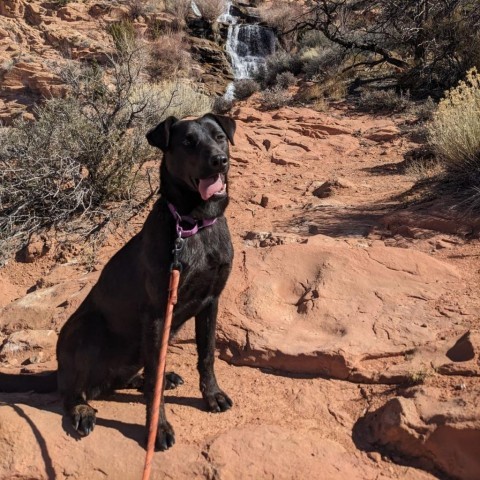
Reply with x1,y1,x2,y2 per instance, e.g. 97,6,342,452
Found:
210,155,229,170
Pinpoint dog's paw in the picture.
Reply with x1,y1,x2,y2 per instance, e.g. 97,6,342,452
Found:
71,404,97,436
165,372,184,390
155,421,176,451
126,373,145,391
204,389,233,413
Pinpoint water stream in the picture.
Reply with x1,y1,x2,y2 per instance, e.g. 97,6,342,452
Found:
219,2,275,99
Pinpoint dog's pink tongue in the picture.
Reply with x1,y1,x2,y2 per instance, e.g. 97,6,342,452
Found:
198,175,223,200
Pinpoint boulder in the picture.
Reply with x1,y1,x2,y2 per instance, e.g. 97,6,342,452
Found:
360,387,480,480
0,274,97,333
218,236,464,383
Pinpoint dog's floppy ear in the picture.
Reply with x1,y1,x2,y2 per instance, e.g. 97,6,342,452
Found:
205,113,236,146
146,116,179,151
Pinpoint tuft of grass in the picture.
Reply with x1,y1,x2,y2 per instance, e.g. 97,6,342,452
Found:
107,20,136,53
407,370,430,386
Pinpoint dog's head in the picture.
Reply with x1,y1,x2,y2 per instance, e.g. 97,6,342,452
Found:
146,113,236,203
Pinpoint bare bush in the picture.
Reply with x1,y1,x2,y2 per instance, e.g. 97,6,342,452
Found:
292,0,480,95
193,0,226,22
428,68,480,200
164,0,191,29
212,96,233,114
258,1,304,49
275,71,296,89
125,0,146,20
148,31,193,79
0,45,213,264
358,89,411,113
233,79,259,100
301,44,344,81
260,87,291,110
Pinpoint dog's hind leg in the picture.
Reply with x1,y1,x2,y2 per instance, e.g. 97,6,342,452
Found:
195,299,232,412
57,309,111,437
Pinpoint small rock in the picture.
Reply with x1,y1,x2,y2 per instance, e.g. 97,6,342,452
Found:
260,195,269,208
364,125,400,142
24,351,44,365
436,240,452,250
367,451,382,463
0,329,57,359
312,178,355,198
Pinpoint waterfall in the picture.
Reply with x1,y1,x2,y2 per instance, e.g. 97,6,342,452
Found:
225,24,275,80
218,2,276,99
218,1,237,24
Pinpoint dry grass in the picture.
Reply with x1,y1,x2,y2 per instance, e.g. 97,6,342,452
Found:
260,87,291,110
133,80,214,120
429,68,480,176
358,89,412,113
426,68,480,210
194,0,226,22
0,42,213,265
164,0,190,29
298,76,347,104
107,20,136,52
258,1,304,34
148,31,193,79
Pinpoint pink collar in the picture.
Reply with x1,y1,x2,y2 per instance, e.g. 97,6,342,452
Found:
168,202,217,238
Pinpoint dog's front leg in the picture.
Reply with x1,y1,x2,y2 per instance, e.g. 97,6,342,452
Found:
195,299,233,412
142,310,175,451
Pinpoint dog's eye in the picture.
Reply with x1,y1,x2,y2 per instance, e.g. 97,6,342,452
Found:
216,134,226,141
183,138,193,147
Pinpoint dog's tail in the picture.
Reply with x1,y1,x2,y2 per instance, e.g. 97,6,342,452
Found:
0,371,57,393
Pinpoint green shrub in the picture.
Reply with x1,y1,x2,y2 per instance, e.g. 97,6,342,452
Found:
107,20,136,52
255,51,302,87
301,45,344,81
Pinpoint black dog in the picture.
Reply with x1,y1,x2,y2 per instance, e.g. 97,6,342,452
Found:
0,113,235,451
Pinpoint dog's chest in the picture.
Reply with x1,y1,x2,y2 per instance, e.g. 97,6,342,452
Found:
175,223,233,316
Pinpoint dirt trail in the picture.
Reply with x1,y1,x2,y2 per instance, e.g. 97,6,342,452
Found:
1,101,480,480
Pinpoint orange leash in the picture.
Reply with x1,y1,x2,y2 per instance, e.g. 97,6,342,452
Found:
141,268,180,480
